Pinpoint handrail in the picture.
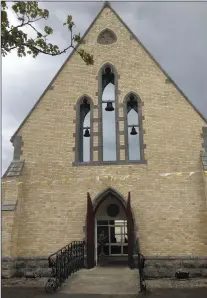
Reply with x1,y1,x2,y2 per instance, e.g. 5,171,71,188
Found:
48,241,81,258
135,239,147,295
45,240,85,293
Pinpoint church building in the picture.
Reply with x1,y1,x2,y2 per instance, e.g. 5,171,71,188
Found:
2,2,207,279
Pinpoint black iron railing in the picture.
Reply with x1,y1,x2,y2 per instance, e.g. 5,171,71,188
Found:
135,239,147,295
45,241,85,293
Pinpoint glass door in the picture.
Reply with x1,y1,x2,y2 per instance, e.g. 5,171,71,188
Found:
97,220,128,256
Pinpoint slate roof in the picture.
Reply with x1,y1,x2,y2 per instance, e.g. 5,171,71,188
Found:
201,152,207,171
3,160,24,178
2,200,18,211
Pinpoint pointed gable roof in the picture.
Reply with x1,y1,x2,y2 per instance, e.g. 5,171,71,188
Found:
10,1,207,142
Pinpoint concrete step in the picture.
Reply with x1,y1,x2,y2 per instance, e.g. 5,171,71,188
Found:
39,294,139,298
60,267,140,295
57,295,139,298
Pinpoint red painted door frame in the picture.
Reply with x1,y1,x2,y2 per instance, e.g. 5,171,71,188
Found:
86,191,134,269
86,192,95,269
127,192,134,268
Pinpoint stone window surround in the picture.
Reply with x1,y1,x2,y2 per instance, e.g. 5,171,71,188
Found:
74,95,94,163
97,28,117,45
123,92,146,163
73,63,147,166
98,63,119,162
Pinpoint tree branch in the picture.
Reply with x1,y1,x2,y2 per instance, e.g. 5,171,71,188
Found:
27,23,42,35
8,16,45,34
5,42,73,56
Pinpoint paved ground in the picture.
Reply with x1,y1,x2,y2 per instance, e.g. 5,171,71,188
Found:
60,267,139,294
2,287,207,298
2,267,207,298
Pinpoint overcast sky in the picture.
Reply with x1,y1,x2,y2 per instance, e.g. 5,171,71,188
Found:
2,0,207,175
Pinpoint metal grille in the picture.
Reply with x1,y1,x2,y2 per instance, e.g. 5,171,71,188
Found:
45,241,85,293
135,239,147,295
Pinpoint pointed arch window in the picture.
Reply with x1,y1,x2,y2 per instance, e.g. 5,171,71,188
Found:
98,65,119,162
124,93,144,161
75,96,93,163
97,29,117,45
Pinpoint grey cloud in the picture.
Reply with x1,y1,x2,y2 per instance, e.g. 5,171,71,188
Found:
2,1,207,174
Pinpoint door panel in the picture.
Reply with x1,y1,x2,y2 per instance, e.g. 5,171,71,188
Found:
127,192,134,268
86,192,95,269
96,220,128,256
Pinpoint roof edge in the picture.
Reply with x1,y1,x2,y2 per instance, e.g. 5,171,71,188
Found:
10,2,108,143
10,1,207,143
108,4,207,125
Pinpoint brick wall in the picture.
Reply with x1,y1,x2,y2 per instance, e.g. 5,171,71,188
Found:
2,178,23,257
2,6,207,259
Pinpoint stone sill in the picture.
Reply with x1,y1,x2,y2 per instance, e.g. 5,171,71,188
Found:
73,160,147,166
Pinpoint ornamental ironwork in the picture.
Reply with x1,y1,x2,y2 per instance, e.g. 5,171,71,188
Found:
135,239,147,295
138,252,147,294
45,241,85,293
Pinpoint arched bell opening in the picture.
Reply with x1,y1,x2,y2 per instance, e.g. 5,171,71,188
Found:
85,188,136,269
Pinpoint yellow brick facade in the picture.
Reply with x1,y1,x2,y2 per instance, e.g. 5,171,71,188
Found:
2,5,207,262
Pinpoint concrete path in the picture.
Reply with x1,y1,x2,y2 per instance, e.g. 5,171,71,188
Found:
60,267,139,294
2,287,207,298
2,266,207,298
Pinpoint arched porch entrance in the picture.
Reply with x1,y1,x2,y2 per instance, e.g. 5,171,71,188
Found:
86,187,135,269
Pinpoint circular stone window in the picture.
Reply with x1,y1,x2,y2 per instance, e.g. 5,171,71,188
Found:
107,204,120,217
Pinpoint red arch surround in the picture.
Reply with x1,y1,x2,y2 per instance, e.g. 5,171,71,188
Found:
85,187,137,269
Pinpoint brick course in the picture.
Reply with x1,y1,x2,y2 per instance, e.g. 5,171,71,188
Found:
2,4,207,271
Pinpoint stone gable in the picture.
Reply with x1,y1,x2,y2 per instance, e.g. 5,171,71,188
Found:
2,3,207,272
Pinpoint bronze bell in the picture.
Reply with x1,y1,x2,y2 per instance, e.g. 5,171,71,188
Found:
105,101,114,111
130,126,137,135
83,128,90,137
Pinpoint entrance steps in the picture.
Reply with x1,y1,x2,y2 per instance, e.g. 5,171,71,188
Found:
60,266,140,296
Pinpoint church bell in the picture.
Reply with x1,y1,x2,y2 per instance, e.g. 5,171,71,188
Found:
130,126,137,135
83,128,90,137
105,101,114,111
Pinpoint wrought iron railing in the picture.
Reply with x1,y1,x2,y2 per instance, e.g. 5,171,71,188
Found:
45,241,85,293
135,239,147,295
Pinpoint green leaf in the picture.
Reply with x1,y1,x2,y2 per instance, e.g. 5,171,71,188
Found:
1,1,93,64
73,33,81,42
67,15,72,23
44,26,53,35
1,10,8,22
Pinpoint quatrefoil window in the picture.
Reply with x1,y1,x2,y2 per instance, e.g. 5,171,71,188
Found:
97,29,117,45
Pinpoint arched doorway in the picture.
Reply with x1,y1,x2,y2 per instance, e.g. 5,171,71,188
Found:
86,188,135,269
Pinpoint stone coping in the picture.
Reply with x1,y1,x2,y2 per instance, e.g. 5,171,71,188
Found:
144,256,207,260
2,255,207,260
